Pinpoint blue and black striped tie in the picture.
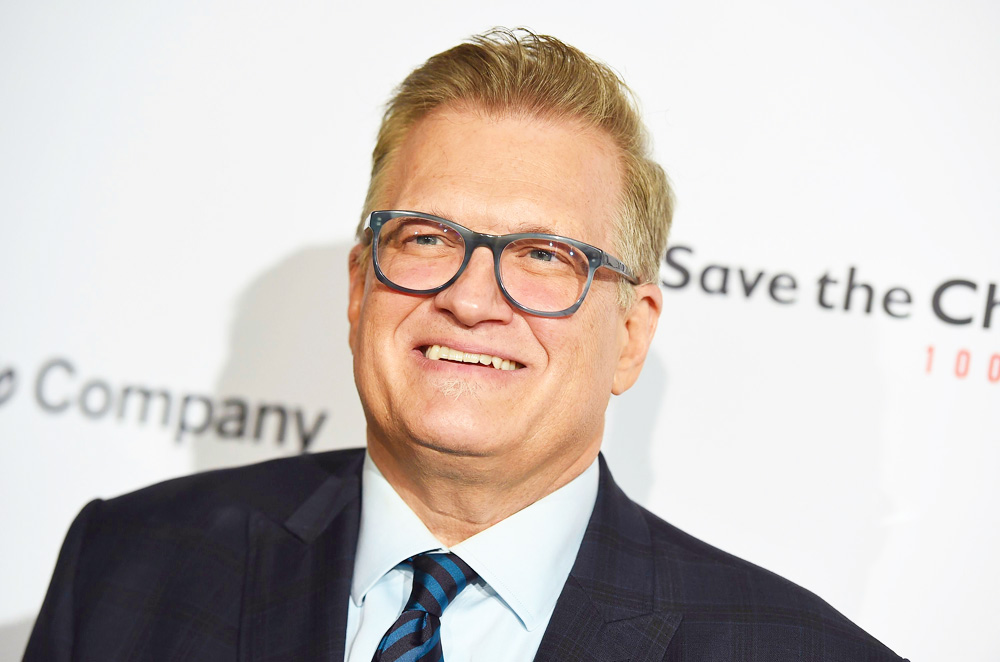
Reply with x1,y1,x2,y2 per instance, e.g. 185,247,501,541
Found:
371,552,479,662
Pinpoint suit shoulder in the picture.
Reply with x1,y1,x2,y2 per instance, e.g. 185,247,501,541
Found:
66,448,364,611
29,449,364,660
98,447,365,527
637,506,906,661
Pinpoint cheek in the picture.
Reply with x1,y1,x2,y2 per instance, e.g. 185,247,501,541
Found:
358,279,404,338
355,286,400,376
531,304,622,382
355,283,433,380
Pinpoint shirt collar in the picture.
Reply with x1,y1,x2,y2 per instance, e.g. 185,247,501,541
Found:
351,451,599,632
351,453,443,609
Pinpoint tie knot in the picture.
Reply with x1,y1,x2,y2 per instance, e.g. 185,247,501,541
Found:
404,552,478,618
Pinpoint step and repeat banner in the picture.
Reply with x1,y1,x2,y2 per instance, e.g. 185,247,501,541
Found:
1,1,997,660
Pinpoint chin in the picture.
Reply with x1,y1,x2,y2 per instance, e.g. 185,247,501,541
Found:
408,419,510,459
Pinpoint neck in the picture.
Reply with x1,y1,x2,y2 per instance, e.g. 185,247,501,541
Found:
367,436,600,547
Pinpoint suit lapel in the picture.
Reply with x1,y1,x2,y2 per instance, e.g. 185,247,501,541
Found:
239,451,364,662
534,456,681,662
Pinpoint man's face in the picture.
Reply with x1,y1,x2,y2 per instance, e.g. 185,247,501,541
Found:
349,105,658,487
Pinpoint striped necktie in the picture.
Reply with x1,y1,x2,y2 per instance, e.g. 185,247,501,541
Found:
371,552,479,662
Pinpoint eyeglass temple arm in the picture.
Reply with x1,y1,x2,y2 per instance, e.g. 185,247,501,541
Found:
601,253,640,285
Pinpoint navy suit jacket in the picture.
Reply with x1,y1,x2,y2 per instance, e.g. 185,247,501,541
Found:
25,449,907,661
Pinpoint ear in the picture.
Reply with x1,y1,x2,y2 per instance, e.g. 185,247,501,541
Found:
347,244,366,353
611,283,662,395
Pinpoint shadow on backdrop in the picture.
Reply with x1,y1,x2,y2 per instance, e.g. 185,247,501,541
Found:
1,616,35,661
604,347,667,506
197,242,367,472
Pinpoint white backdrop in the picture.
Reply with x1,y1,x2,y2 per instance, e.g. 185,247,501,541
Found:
2,1,998,660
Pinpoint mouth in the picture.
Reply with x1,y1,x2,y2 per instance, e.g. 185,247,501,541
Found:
420,344,524,371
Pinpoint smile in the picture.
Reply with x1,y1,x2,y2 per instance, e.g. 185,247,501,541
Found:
422,344,524,370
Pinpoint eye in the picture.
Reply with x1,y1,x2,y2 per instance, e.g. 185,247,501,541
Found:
412,234,444,246
386,219,460,250
528,248,555,262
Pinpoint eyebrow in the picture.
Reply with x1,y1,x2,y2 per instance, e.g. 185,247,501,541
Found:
414,209,567,238
508,222,562,236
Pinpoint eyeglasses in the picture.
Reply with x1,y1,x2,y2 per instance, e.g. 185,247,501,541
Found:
363,210,638,317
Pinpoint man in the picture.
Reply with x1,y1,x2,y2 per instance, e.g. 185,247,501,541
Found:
26,29,907,661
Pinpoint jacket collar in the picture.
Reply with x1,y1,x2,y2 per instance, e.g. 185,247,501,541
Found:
239,449,364,662
533,455,681,662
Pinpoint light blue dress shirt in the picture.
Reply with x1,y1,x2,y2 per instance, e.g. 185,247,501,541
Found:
344,452,599,662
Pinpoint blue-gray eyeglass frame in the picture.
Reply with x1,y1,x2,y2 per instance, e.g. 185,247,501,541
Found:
363,210,639,318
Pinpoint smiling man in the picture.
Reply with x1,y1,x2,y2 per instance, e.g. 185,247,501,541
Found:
348,106,656,546
26,29,907,662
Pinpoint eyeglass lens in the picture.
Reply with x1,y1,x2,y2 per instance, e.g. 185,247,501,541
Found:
375,215,590,313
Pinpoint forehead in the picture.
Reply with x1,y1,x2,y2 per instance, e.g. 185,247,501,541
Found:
383,106,623,245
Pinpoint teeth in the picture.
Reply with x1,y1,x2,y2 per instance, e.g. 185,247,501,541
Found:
423,344,521,370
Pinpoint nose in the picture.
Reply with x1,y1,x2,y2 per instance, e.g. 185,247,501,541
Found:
433,246,514,326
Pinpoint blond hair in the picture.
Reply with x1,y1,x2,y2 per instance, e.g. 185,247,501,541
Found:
357,28,673,305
